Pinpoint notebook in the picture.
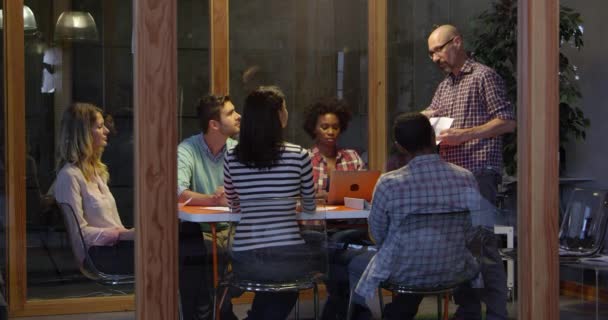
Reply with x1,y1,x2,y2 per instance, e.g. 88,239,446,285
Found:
326,170,381,205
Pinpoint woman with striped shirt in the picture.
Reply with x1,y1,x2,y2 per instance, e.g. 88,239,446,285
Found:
224,86,321,320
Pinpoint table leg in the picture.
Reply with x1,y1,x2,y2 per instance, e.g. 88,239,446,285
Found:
211,223,218,288
211,223,220,320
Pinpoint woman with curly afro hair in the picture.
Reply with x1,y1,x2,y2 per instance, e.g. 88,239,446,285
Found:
302,97,365,195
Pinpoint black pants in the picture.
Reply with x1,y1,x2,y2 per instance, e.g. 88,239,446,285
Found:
179,221,237,320
452,170,508,320
179,222,209,320
88,240,134,274
322,228,370,320
383,294,424,320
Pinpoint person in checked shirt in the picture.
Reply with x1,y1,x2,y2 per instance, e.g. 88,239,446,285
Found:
302,97,367,320
422,24,515,320
303,97,365,195
348,113,481,320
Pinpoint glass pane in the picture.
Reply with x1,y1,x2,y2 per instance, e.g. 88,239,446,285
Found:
176,1,211,319
178,0,210,141
229,0,369,157
387,1,518,319
558,1,606,318
24,0,135,300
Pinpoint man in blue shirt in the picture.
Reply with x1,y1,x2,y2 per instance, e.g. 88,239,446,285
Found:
348,113,481,320
177,95,240,320
178,95,240,206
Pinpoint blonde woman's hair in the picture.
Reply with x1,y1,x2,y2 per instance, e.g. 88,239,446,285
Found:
57,102,109,182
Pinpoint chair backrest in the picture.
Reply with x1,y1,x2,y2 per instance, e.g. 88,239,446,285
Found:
387,211,479,289
57,202,133,284
224,197,328,284
559,188,608,256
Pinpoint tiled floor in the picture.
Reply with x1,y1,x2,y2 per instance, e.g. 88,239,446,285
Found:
11,295,607,320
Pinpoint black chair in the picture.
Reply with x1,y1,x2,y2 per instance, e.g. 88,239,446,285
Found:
501,188,608,261
57,202,134,285
214,197,328,320
58,202,186,318
558,188,608,259
347,211,481,320
0,270,7,320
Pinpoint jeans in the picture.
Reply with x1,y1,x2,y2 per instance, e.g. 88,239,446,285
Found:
453,170,508,320
347,251,423,320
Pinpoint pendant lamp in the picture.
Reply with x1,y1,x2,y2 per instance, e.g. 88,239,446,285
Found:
54,11,99,42
0,5,38,31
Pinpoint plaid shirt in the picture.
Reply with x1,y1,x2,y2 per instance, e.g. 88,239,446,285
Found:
309,147,365,193
355,154,481,298
423,59,515,174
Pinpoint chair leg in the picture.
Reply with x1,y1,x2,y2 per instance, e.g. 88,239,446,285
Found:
346,287,354,320
178,290,184,320
295,293,300,320
377,287,385,320
314,283,319,320
212,286,217,320
213,285,229,320
436,294,442,320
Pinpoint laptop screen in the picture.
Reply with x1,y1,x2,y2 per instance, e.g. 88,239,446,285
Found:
326,170,381,205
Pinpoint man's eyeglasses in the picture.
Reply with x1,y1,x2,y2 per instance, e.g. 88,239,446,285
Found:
428,37,455,59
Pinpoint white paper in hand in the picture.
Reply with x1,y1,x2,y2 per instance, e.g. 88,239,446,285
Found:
429,117,454,145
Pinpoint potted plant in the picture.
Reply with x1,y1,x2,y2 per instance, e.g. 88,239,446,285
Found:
470,0,589,175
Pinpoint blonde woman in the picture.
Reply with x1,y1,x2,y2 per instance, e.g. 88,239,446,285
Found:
54,102,134,274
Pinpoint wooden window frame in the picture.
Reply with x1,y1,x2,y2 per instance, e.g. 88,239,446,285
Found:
2,0,559,318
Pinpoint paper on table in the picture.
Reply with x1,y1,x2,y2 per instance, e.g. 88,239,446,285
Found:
429,117,454,145
196,206,337,212
200,206,230,212
177,197,193,208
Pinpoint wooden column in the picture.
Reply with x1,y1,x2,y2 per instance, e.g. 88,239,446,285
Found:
4,0,27,314
134,0,178,319
517,0,559,319
210,0,229,95
367,0,387,171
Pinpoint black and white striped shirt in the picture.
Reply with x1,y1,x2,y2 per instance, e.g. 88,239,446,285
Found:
223,142,315,251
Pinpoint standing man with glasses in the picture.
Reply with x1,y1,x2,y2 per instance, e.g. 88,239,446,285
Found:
422,25,516,320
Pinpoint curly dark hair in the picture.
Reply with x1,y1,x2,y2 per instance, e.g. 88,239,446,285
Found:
302,97,352,140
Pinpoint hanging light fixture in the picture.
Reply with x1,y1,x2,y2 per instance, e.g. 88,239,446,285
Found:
0,5,38,31
54,11,99,42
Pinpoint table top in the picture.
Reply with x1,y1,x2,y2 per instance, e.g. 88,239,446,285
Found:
178,205,369,223
503,176,594,185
